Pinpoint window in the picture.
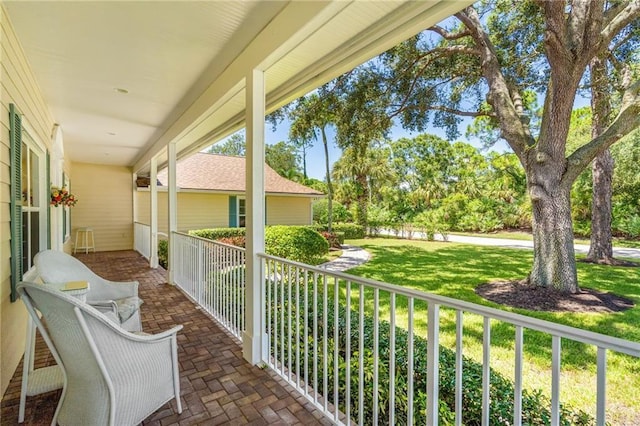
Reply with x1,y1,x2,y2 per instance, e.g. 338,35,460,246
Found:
238,197,246,228
21,133,48,274
10,104,48,301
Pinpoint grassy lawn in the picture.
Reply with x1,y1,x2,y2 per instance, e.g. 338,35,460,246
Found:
451,230,640,249
344,237,640,424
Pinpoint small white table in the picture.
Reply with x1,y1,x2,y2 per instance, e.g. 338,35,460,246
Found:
18,282,89,423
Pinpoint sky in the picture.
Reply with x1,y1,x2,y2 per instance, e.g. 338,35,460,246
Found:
264,116,500,180
261,92,592,181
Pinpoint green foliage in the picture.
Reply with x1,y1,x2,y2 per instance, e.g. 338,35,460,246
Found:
319,231,342,249
313,198,352,224
217,236,246,248
270,284,592,425
264,225,329,263
318,223,365,239
189,227,246,240
206,132,245,156
265,141,302,178
158,239,168,269
346,237,640,421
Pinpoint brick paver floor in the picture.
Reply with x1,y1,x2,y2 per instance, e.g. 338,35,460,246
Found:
1,250,332,425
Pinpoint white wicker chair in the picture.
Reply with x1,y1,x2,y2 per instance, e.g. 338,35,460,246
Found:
17,281,183,426
34,250,142,332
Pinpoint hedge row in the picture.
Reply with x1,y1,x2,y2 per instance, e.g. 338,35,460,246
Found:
312,223,365,239
189,227,245,240
265,226,329,264
268,294,593,425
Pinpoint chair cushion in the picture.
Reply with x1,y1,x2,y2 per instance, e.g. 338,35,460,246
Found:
114,296,143,322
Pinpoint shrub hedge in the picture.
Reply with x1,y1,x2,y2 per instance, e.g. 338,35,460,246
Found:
314,223,365,239
268,293,593,426
189,227,245,240
158,239,168,269
265,225,329,263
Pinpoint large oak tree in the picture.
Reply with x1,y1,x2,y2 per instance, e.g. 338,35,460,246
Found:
371,0,640,293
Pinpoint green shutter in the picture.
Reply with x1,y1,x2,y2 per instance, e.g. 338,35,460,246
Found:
9,104,23,302
46,151,51,249
228,196,237,227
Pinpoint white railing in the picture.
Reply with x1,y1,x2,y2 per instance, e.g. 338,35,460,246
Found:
172,232,246,340
134,222,151,259
259,253,640,426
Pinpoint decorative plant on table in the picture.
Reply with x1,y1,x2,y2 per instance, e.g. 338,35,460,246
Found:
50,185,77,207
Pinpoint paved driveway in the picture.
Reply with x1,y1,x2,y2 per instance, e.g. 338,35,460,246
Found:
378,229,640,259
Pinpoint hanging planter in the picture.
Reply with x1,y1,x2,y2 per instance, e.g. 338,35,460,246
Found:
50,185,77,207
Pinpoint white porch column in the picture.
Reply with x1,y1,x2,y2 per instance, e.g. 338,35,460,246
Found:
243,68,267,364
50,124,64,251
149,157,159,268
167,143,178,284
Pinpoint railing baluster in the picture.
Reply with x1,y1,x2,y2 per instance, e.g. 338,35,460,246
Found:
273,260,279,371
358,283,364,426
323,274,328,413
280,262,285,373
389,293,396,426
288,264,293,383
333,277,339,422
313,271,318,406
455,310,463,426
296,267,301,390
426,302,440,426
408,297,414,425
303,269,309,397
514,325,523,426
345,280,351,425
596,346,607,426
551,336,561,426
482,317,491,426
267,258,272,364
373,288,379,426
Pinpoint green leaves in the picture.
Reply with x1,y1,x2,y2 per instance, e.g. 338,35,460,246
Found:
265,226,329,264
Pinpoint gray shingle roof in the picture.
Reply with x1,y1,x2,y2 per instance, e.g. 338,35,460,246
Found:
156,153,323,196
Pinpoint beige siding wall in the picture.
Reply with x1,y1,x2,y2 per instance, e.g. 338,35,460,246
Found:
136,191,228,232
0,6,57,395
71,162,133,251
135,192,314,231
267,196,312,225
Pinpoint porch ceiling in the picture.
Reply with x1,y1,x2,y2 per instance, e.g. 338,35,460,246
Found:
4,0,472,174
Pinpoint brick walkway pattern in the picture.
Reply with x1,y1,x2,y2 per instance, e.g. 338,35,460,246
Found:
1,250,332,425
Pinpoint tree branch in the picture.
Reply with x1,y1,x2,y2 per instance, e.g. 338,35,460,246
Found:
389,103,493,119
427,25,470,40
385,46,479,118
456,7,534,158
601,0,640,47
535,0,569,68
564,79,640,185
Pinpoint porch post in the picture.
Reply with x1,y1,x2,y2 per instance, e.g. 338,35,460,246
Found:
243,68,267,364
167,143,178,284
50,124,64,251
149,157,159,268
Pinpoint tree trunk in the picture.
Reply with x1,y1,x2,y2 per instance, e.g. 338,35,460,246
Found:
587,149,614,261
528,180,579,293
355,173,368,229
321,126,334,233
301,146,308,180
586,56,614,262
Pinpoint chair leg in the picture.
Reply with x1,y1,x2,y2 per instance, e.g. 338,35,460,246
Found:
171,337,182,414
18,318,36,423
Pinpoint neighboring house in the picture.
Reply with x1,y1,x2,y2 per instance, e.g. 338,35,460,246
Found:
135,153,323,232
